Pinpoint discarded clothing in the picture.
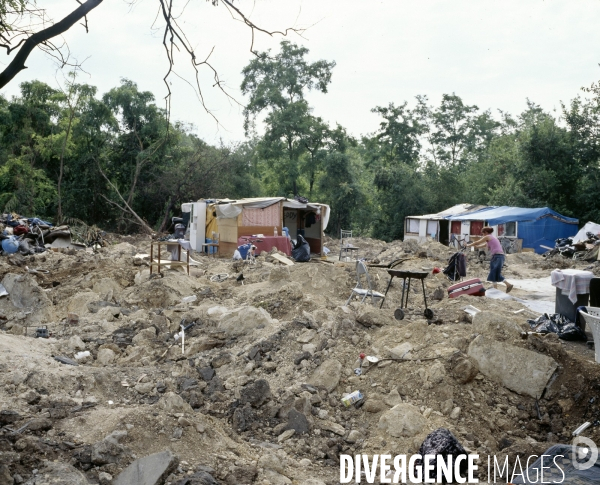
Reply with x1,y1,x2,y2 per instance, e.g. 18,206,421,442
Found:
527,313,587,341
443,252,467,281
551,269,594,304
414,428,467,483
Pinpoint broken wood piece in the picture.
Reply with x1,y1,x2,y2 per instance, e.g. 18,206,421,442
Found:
271,253,294,265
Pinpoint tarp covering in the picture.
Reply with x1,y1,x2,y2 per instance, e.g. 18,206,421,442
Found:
517,217,579,253
448,206,578,225
448,206,579,254
573,221,600,243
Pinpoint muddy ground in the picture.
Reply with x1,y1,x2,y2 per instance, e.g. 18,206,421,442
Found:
0,235,599,484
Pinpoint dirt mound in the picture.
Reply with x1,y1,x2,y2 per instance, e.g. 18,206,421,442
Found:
0,236,598,484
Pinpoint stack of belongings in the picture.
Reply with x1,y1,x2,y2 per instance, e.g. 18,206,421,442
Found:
547,232,599,260
579,231,600,261
0,213,73,256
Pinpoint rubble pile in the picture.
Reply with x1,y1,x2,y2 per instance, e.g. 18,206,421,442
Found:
0,236,599,484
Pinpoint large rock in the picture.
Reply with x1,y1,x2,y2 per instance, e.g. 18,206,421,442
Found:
307,359,342,392
113,450,179,485
468,335,558,398
217,306,273,336
472,312,523,340
389,342,414,359
378,403,428,438
159,392,193,414
1,273,54,324
24,461,90,485
239,379,271,408
91,431,127,465
355,308,392,327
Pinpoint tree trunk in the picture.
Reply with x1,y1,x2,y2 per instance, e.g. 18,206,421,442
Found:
159,196,177,233
57,107,76,224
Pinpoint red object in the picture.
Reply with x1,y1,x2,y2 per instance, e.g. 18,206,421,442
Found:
13,225,29,235
432,267,441,274
237,236,292,256
448,278,486,298
359,353,366,360
470,220,484,236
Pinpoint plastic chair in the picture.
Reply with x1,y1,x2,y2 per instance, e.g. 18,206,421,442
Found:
339,229,359,261
346,261,385,305
201,232,220,258
579,307,600,363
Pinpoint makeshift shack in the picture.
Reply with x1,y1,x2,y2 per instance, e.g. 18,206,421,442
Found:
448,206,579,254
404,204,489,245
186,198,330,257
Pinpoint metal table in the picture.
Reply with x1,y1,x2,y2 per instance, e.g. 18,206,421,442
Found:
381,269,433,320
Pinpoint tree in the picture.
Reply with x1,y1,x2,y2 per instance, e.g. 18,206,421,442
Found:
0,0,301,124
241,40,335,195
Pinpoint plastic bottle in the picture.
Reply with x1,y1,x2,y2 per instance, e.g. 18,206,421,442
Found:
274,227,278,236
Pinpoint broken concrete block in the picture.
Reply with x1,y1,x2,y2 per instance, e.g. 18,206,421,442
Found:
217,306,273,336
113,450,179,485
389,342,413,359
378,403,429,438
356,307,392,327
27,461,90,485
307,359,342,392
467,335,558,398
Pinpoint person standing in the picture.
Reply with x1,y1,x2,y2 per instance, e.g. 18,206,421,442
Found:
467,227,513,293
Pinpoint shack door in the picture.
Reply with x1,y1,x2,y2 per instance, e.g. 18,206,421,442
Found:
470,220,484,236
450,221,461,235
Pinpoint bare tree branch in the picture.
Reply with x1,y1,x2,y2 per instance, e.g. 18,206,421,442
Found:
0,0,103,89
96,159,154,234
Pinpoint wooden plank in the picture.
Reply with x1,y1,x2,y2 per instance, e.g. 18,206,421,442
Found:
238,225,282,237
271,253,294,266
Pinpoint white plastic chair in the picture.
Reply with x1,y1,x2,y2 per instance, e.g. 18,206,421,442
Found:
346,261,385,305
579,307,600,363
339,229,359,261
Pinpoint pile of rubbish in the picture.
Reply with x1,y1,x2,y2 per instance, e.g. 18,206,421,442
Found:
0,213,104,256
545,232,600,260
0,235,599,484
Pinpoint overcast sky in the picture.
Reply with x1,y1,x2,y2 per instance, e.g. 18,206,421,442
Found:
2,0,600,144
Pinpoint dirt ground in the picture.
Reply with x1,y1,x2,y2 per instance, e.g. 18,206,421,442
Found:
0,235,599,485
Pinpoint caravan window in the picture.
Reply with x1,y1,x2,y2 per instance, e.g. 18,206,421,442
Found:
498,222,516,237
406,218,420,234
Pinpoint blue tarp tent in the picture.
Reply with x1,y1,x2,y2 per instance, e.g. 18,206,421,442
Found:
448,206,578,254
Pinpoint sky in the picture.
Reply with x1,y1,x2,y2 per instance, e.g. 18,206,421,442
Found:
2,0,600,144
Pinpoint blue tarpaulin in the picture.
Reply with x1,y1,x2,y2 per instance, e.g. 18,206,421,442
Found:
448,206,578,254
